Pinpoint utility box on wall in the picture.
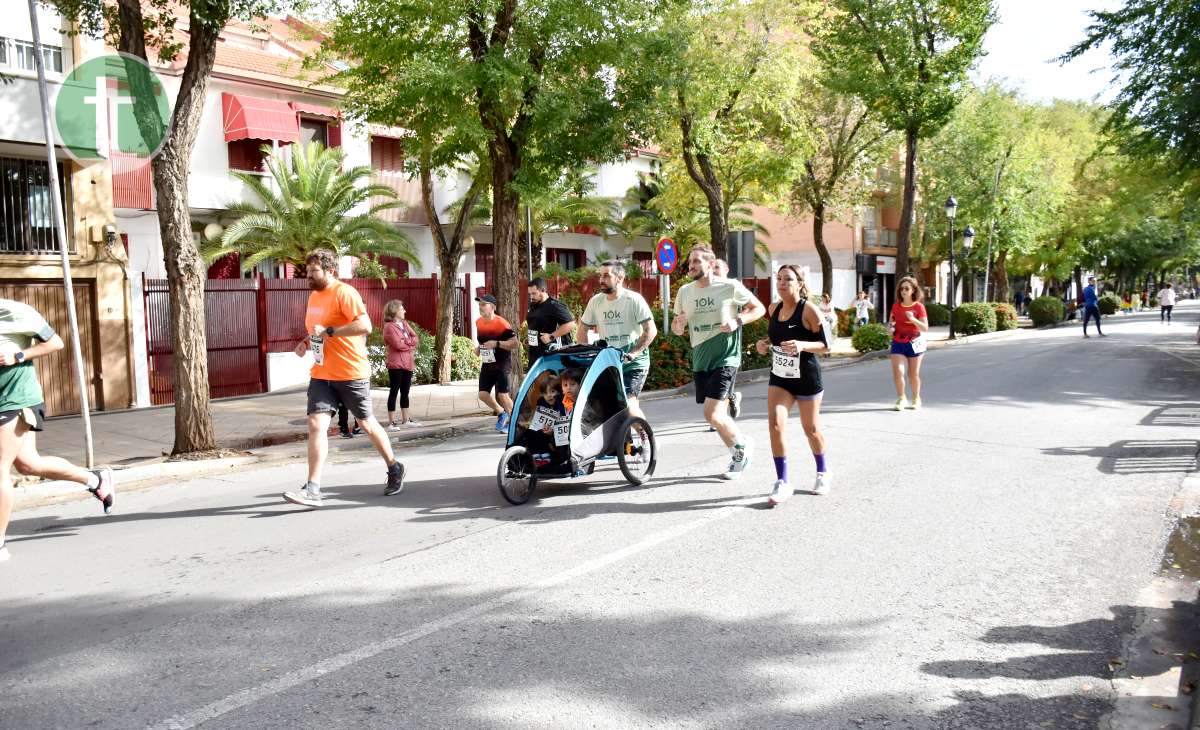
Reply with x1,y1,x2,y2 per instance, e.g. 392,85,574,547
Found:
726,230,757,278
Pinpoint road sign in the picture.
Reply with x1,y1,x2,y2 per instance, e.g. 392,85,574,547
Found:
655,238,678,275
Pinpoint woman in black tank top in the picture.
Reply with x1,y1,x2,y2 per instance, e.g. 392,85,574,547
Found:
753,265,831,506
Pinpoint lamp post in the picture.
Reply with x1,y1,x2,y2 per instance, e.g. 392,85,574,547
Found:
945,197,957,337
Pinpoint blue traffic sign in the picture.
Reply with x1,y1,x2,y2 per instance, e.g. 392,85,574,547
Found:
655,238,677,275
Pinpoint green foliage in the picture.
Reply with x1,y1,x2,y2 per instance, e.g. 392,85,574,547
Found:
642,314,770,392
1098,293,1121,315
926,302,951,326
851,323,891,354
203,143,418,272
1029,296,1065,327
952,302,996,335
990,302,1018,331
367,322,478,387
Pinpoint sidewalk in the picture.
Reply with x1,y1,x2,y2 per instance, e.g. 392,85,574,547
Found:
33,381,497,472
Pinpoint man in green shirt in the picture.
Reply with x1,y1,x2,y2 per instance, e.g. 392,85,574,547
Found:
578,261,658,418
672,245,765,480
0,299,115,564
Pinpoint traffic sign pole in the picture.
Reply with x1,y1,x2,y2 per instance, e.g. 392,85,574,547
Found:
654,238,678,335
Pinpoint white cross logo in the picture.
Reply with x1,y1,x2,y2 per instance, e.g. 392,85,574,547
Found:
83,77,133,159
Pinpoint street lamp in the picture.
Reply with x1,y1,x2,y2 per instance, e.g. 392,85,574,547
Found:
945,197,957,337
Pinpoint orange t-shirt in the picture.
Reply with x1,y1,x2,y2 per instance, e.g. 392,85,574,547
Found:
305,279,370,381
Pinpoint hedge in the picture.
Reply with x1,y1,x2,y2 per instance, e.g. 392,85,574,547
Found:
991,302,1018,331
952,302,997,335
851,323,891,354
1098,293,1121,315
1029,296,1065,327
926,302,951,326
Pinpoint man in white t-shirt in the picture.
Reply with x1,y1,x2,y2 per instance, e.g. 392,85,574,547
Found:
853,291,874,329
1157,283,1177,324
579,261,658,418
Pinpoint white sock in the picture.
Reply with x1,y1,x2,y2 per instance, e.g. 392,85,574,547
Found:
84,472,99,489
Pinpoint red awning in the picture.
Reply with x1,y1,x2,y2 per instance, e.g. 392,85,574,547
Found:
221,93,300,143
290,101,341,119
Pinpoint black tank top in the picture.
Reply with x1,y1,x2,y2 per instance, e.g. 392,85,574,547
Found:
769,300,826,353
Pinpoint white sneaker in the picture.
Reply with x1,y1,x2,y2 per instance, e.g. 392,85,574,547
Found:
405,420,423,428
813,472,832,495
723,437,753,480
767,479,792,507
282,484,323,508
894,397,907,411
0,544,9,563
386,423,403,432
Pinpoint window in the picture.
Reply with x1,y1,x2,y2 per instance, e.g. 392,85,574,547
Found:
0,156,71,254
0,38,8,66
299,118,328,148
547,248,586,271
13,40,62,73
370,137,405,174
228,139,270,172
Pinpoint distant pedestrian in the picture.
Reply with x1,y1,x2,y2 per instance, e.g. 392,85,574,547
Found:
1157,283,1177,324
889,275,929,410
382,299,419,430
283,248,406,508
1082,276,1105,338
1013,290,1024,316
0,299,116,563
712,258,743,419
474,294,518,433
853,291,874,329
525,278,575,366
754,265,831,506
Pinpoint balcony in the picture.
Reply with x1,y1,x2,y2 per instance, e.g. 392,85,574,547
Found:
861,227,897,250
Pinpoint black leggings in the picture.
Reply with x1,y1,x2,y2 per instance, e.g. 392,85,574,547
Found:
388,368,413,411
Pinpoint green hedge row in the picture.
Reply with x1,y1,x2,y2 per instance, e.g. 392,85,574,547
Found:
1029,296,1065,327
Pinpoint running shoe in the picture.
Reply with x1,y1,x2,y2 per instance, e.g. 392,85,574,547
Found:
0,543,9,563
767,479,792,507
893,397,907,411
405,420,423,428
813,471,832,495
723,437,752,480
351,425,364,436
729,391,743,419
908,397,922,410
282,484,323,508
387,423,403,432
88,468,116,515
384,461,406,496
340,428,354,439
495,412,510,433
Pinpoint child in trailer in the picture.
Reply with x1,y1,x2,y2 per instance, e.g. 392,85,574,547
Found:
558,368,584,416
526,374,567,468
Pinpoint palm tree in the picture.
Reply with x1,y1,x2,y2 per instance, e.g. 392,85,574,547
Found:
203,143,418,273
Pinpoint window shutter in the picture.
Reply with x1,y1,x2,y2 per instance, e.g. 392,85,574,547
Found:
327,122,342,149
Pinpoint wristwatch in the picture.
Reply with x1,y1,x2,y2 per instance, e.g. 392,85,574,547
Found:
324,326,335,337
14,351,25,363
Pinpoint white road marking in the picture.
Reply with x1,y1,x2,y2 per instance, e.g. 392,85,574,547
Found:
155,498,753,729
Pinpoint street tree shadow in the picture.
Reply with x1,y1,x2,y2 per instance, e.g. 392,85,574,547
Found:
1042,439,1199,475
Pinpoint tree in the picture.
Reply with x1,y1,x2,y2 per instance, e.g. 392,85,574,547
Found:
1063,0,1200,175
813,0,995,276
203,143,418,271
56,0,282,454
787,86,892,296
325,0,661,338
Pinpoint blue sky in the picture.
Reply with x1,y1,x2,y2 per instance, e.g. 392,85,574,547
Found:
973,0,1123,103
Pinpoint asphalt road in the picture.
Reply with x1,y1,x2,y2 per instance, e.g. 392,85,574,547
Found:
3,303,1199,729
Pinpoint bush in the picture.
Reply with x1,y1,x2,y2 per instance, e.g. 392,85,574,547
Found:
367,322,479,387
952,302,996,335
1098,293,1120,315
851,323,891,354
926,302,951,326
642,314,771,392
1029,296,1065,327
991,302,1018,331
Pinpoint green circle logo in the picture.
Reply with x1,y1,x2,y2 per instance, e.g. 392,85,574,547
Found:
54,53,171,163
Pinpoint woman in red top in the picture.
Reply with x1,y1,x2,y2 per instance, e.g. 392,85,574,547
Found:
888,275,929,410
383,300,419,429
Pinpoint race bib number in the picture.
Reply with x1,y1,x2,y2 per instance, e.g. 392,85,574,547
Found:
605,332,629,347
530,406,558,431
310,334,325,366
553,419,570,447
910,334,927,354
480,347,496,364
771,347,801,379
527,330,538,346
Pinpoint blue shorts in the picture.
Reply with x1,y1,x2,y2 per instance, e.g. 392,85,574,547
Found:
890,340,922,358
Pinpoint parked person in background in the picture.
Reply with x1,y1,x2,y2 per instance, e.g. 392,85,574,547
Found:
283,248,406,508
1157,282,1177,324
578,261,657,419
474,294,518,433
888,275,929,410
383,299,419,429
853,291,874,330
1081,277,1105,338
1013,290,1024,317
712,259,742,420
525,278,575,366
0,299,116,563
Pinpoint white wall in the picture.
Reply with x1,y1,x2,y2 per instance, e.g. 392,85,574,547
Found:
0,1,76,146
593,154,658,201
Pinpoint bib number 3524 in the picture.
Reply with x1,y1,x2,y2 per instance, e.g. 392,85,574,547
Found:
771,347,801,379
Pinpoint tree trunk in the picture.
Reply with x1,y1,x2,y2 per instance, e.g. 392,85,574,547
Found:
1073,265,1084,302
813,203,833,296
489,143,523,383
679,112,729,259
896,127,918,277
993,249,1009,305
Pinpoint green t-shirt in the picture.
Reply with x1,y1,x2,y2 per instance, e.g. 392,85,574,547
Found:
581,289,654,372
675,278,754,372
0,299,54,411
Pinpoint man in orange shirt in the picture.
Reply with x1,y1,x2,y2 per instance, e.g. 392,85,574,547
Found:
283,249,406,508
474,294,518,433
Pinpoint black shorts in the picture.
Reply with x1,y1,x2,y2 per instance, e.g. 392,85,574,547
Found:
308,379,373,420
768,354,823,397
622,368,649,398
0,403,45,432
694,366,738,404
479,366,510,395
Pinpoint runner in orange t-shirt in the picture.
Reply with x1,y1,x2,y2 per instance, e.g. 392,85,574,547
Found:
282,249,406,508
473,294,519,432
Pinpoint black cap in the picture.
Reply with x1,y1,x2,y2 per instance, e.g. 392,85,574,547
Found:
475,294,498,305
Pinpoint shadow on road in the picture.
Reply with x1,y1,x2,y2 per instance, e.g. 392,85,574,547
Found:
1042,439,1199,475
